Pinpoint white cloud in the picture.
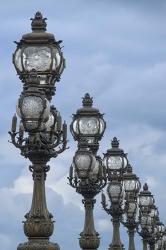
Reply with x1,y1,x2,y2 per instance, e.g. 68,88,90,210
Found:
11,175,33,195
145,176,158,189
96,218,111,232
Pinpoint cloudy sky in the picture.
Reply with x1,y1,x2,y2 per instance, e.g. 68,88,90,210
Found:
0,0,166,249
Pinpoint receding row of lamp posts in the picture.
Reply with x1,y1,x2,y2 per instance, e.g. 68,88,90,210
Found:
68,93,166,250
9,12,165,250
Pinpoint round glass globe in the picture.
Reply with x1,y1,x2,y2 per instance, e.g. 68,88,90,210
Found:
79,117,99,135
127,202,137,217
107,156,123,170
139,196,153,207
22,46,52,71
108,184,122,202
74,152,95,179
124,179,137,192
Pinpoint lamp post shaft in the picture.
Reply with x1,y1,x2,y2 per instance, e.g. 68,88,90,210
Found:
79,197,100,250
128,229,136,250
109,217,123,250
17,160,60,250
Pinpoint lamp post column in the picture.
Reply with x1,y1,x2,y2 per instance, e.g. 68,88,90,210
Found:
18,160,59,250
128,228,136,250
109,216,123,250
80,196,99,250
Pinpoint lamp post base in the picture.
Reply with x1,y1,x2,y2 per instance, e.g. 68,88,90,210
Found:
79,233,100,250
17,239,60,250
108,244,123,250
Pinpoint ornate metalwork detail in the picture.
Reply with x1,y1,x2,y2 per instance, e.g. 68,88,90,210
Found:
69,177,106,197
18,240,60,250
31,12,47,32
24,218,54,238
79,234,100,250
82,93,93,107
9,120,67,161
111,137,119,148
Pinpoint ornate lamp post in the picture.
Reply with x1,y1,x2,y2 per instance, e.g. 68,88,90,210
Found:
68,94,106,250
137,183,155,250
101,137,128,250
122,164,141,250
9,12,67,250
146,206,165,250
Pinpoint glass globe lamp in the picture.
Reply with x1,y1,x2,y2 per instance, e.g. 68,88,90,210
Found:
107,177,123,203
17,90,50,132
89,155,102,181
123,164,141,195
138,183,154,212
73,148,96,179
103,137,128,178
126,202,137,218
45,106,62,133
13,12,65,100
150,205,159,220
140,213,152,230
70,93,106,152
156,222,165,235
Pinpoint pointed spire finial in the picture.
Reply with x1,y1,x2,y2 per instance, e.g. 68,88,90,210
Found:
31,11,47,32
82,93,93,107
126,163,132,173
143,183,148,191
111,137,119,148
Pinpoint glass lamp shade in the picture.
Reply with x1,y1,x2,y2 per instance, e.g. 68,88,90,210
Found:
107,182,123,203
103,137,128,174
73,149,95,179
124,180,138,192
150,206,159,219
126,202,137,218
45,107,61,132
138,183,154,209
157,223,165,234
72,117,105,137
140,214,152,229
139,196,154,207
123,164,141,193
70,93,106,145
161,225,165,233
14,45,64,85
104,156,123,170
17,95,50,131
13,12,65,97
91,156,100,177
45,113,55,131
